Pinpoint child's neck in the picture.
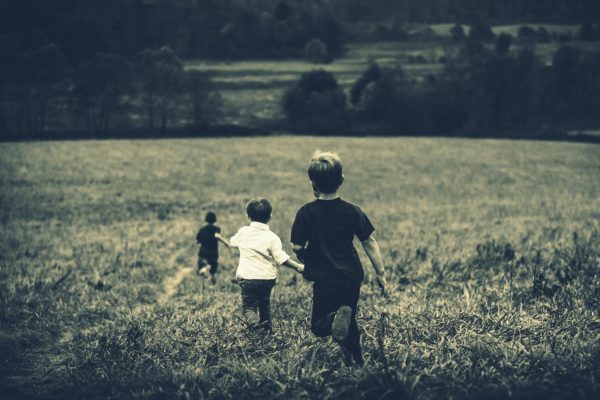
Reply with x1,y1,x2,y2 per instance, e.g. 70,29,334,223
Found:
318,192,339,200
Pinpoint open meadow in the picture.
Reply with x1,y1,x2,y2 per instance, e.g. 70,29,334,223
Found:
1,136,599,399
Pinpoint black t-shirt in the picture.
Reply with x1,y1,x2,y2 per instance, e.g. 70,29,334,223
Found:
291,198,374,284
196,224,221,258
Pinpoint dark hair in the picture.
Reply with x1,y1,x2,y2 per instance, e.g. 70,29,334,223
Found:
205,211,217,223
246,198,272,223
308,150,343,193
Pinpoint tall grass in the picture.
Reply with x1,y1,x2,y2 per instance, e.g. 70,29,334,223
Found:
1,137,599,399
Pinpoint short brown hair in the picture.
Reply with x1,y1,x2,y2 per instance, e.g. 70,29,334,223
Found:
308,150,343,193
246,198,272,223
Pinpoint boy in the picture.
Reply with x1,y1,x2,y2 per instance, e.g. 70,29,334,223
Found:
230,198,304,331
291,151,387,365
196,211,229,284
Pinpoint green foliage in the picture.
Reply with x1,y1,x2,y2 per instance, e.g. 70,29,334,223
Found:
450,23,466,41
186,72,223,128
0,37,69,137
136,46,185,132
350,65,432,133
350,62,380,106
346,40,600,135
468,20,496,43
577,22,598,41
73,53,132,133
304,38,331,64
517,25,537,43
495,33,514,55
282,70,347,132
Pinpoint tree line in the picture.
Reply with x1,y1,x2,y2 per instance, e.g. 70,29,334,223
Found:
1,0,599,139
0,40,220,138
282,36,600,137
3,1,599,62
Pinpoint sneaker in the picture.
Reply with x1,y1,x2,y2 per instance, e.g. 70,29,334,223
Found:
243,310,260,326
331,306,352,342
342,348,364,367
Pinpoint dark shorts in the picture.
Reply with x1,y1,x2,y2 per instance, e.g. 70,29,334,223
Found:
198,256,218,275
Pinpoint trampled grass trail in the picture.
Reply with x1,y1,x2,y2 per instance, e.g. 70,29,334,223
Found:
158,259,195,303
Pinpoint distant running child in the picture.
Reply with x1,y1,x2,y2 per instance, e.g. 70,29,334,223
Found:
291,150,387,366
229,198,304,331
196,211,229,284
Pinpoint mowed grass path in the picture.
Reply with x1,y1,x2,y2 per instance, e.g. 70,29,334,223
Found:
0,137,599,399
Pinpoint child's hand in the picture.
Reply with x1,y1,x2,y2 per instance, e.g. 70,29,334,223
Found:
376,274,387,297
296,264,305,274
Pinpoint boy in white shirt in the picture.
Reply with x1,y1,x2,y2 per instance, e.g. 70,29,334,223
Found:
229,198,304,331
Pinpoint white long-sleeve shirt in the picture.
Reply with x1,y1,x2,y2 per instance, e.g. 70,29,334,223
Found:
229,221,290,280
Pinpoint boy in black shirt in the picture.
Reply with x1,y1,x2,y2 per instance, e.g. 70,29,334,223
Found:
291,151,387,365
196,211,229,284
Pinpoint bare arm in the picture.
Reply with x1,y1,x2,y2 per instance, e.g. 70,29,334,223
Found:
291,243,306,262
215,233,230,247
282,258,304,274
361,234,387,294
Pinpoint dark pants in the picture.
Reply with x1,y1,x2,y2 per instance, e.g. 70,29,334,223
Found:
238,279,276,330
311,281,362,362
198,256,218,284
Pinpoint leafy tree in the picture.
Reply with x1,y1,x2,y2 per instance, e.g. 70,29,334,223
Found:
274,2,293,21
186,72,222,128
517,26,537,43
350,62,380,105
0,33,21,135
304,38,330,64
468,20,495,43
495,33,513,55
282,69,347,132
314,16,343,57
136,46,184,133
18,43,69,134
450,23,466,41
577,22,597,41
73,53,132,133
536,26,550,43
351,64,432,133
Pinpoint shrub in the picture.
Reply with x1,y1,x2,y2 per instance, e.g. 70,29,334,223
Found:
536,26,550,43
517,25,537,43
304,38,330,64
578,22,598,41
350,62,380,105
495,33,513,55
282,69,347,132
351,65,432,133
450,23,466,41
468,20,495,43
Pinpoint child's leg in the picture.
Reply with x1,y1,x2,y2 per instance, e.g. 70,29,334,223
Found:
208,259,218,284
238,280,260,324
197,257,207,272
311,282,363,363
256,280,275,330
310,283,340,337
340,287,362,364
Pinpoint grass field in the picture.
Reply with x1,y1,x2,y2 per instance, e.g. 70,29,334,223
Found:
1,137,599,399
